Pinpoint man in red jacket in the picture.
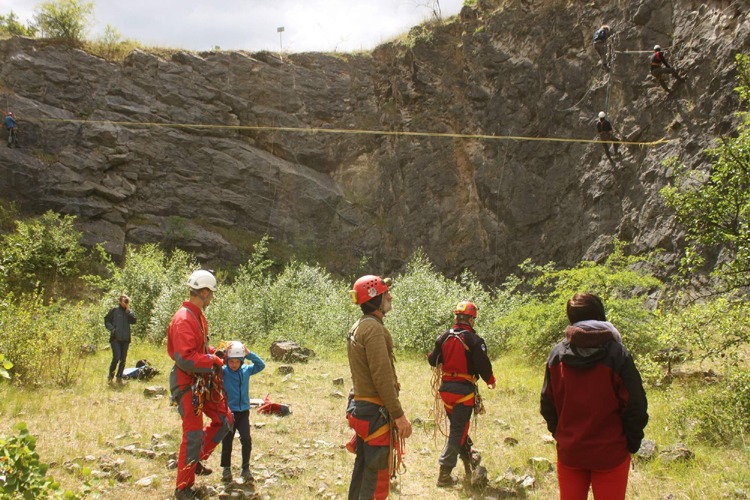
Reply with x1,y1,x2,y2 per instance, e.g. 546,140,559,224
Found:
168,270,233,499
428,301,496,487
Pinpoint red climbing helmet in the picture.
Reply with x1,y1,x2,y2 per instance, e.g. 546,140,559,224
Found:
350,275,391,305
454,301,478,318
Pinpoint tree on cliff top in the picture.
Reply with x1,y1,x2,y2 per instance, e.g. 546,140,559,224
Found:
32,0,94,43
662,54,750,294
0,11,37,37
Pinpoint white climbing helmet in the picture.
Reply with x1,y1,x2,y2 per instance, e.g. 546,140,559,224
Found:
227,341,245,359
598,111,606,119
654,45,661,51
187,270,217,291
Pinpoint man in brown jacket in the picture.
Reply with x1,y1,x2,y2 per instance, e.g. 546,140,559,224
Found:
346,275,412,499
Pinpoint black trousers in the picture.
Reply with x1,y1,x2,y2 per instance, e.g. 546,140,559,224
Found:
220,409,252,469
109,340,130,380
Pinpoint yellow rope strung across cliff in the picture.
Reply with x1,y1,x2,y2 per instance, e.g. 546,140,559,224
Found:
33,117,671,147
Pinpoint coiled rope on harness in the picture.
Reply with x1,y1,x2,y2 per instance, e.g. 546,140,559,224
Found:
190,367,225,416
431,364,449,440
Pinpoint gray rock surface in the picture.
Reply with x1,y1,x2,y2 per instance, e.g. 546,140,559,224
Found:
1,1,749,281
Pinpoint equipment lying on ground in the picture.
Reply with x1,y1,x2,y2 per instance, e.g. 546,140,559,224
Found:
256,393,291,416
121,359,160,380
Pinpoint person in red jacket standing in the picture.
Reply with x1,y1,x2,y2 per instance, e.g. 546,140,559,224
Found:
168,269,233,500
540,293,648,500
427,301,496,487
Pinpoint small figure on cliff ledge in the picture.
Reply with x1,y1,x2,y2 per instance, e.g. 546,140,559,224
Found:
593,25,612,71
596,111,620,161
650,45,686,94
4,111,18,148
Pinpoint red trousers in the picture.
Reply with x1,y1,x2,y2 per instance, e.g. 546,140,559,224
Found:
175,388,233,490
347,401,391,499
557,455,631,500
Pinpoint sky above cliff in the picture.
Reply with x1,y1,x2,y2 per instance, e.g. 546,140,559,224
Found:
4,0,465,52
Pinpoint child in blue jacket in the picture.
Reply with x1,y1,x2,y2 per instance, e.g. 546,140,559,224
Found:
220,341,266,483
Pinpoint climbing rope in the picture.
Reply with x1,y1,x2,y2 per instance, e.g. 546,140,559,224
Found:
31,116,670,147
430,364,449,441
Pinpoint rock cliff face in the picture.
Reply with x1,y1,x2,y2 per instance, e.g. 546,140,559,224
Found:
0,0,748,282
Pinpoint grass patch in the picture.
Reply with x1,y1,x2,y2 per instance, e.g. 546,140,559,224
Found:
2,346,750,498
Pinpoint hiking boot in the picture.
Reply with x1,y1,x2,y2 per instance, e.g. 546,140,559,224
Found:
174,487,196,499
221,467,232,482
436,466,458,487
116,378,125,386
241,468,254,483
194,461,212,476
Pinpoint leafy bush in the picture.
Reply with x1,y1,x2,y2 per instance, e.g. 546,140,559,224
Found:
209,258,355,353
0,291,97,386
100,244,196,341
0,211,86,296
84,24,141,62
661,54,750,293
0,11,37,37
0,422,73,498
32,0,94,43
494,241,663,360
672,369,750,445
385,249,502,353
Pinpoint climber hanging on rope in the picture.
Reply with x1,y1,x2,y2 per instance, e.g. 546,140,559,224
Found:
593,25,612,72
427,301,496,487
650,45,686,94
596,111,621,161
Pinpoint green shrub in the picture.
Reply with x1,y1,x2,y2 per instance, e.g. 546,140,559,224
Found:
32,0,94,43
209,259,355,353
672,369,750,445
495,241,663,360
385,249,500,353
0,211,86,296
101,244,196,341
0,422,74,498
0,292,97,386
640,296,750,383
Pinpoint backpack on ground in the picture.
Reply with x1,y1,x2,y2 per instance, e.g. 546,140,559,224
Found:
122,359,160,380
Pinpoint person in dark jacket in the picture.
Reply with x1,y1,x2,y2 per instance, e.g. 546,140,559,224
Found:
650,45,685,94
596,111,620,160
220,341,265,483
592,25,612,71
540,293,648,500
104,294,137,384
428,301,496,487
